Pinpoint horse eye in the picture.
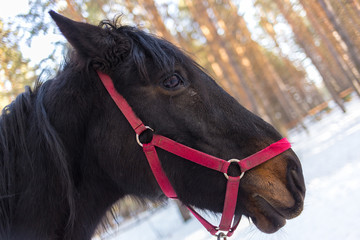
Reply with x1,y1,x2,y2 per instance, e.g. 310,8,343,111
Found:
162,74,184,90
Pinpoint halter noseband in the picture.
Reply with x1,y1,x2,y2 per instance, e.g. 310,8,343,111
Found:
97,71,291,238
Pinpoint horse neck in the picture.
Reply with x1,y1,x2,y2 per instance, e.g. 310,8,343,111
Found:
39,69,124,239
0,68,122,239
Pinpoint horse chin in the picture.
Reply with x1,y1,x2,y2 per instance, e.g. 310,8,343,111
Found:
249,196,287,233
250,215,286,234
247,194,303,234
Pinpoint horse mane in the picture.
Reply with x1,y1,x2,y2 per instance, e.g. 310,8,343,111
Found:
98,17,181,80
0,80,75,236
98,18,212,83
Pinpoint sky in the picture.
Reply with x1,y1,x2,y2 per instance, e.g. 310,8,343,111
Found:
0,0,28,18
0,0,63,66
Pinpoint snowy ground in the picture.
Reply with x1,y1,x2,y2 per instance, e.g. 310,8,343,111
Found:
100,97,360,240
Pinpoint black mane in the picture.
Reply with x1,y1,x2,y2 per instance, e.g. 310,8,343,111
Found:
99,18,177,79
0,81,76,237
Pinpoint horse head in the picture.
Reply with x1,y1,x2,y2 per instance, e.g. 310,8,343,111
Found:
46,11,304,236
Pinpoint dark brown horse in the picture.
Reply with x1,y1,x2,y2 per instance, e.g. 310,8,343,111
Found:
0,12,305,240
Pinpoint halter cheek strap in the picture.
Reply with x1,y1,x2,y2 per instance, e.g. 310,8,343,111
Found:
97,71,291,238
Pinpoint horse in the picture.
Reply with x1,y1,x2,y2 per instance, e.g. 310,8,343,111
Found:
0,11,305,240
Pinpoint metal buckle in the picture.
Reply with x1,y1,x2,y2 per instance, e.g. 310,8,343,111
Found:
216,232,227,240
223,159,245,179
136,126,154,147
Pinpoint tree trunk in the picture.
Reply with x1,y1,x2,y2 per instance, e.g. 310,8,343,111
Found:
185,0,254,110
258,12,321,114
139,0,179,45
175,200,191,222
310,0,360,87
339,0,360,34
318,0,360,74
208,0,274,119
300,0,360,97
274,0,346,112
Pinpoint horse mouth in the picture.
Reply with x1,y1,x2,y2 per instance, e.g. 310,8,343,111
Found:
249,194,302,233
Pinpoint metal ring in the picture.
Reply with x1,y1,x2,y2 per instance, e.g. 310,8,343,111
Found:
136,126,154,147
224,159,245,179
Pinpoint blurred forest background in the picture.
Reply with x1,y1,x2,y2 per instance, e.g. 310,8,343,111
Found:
1,0,360,237
2,0,360,133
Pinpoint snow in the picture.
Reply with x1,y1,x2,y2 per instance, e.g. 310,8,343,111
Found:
100,97,360,240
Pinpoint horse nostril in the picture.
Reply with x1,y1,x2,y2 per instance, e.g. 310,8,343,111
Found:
288,168,306,197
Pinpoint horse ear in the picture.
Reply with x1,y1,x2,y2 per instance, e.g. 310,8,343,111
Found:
49,10,129,70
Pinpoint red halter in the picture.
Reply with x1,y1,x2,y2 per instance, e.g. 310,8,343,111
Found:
97,71,291,238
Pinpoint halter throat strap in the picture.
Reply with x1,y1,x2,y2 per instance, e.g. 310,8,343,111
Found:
97,71,291,238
